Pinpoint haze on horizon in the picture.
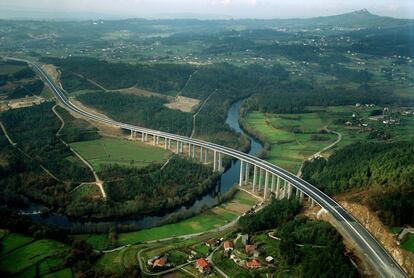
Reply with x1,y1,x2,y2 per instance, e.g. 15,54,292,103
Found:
1,0,414,20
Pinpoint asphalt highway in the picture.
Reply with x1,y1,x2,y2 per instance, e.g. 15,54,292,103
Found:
17,58,407,278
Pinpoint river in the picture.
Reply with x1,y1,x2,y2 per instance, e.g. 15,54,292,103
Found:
26,99,263,231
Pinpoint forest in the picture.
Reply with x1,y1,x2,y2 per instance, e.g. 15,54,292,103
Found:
40,56,194,94
66,157,220,219
238,198,356,277
247,84,399,114
277,216,357,277
77,91,193,136
302,141,414,226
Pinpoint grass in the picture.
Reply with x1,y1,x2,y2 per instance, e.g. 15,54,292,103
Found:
401,234,414,253
70,137,170,172
0,233,34,255
389,227,403,235
94,250,124,273
0,64,26,75
245,111,337,173
117,190,255,245
72,233,110,251
0,238,69,275
71,183,102,201
244,105,414,173
193,244,210,256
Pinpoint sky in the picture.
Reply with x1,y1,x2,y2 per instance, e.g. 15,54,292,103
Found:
1,0,413,20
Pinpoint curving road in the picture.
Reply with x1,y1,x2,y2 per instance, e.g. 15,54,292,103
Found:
15,57,407,278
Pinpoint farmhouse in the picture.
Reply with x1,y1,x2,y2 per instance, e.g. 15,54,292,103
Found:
223,240,234,252
246,259,261,269
196,258,211,274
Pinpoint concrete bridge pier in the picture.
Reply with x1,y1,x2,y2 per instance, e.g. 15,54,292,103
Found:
264,171,269,198
141,132,145,142
204,148,208,163
213,150,217,171
275,176,281,199
218,152,222,171
200,146,203,162
252,165,258,192
164,138,168,150
239,160,245,186
244,162,250,185
188,143,192,158
145,133,148,141
153,135,156,145
258,168,263,191
156,136,160,145
168,138,171,149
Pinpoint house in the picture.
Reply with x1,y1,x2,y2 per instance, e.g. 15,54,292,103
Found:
345,121,352,126
196,258,211,274
245,244,256,255
265,256,274,263
205,239,219,247
147,256,160,266
246,259,261,269
223,241,234,252
153,258,167,268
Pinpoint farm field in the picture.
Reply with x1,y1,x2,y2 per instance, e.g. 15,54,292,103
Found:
70,137,170,171
244,111,337,173
244,105,414,173
0,233,69,277
116,190,256,246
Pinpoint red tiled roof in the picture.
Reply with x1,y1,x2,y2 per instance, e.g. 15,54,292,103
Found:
153,258,166,267
196,258,210,269
246,259,261,268
245,244,256,253
223,240,233,249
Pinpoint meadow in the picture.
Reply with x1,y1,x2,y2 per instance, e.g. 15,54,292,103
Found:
0,233,70,277
244,105,414,173
70,137,170,171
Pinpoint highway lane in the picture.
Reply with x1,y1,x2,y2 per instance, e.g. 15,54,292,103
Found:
18,58,407,278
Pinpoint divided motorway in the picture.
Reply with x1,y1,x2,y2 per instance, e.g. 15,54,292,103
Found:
18,58,407,278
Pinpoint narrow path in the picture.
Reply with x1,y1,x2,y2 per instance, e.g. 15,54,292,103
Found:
209,243,230,278
296,126,342,177
52,105,107,198
0,121,61,182
176,70,198,97
190,90,217,138
0,121,17,146
71,71,109,92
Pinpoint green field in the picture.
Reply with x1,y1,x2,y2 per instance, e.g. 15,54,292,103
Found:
117,190,256,246
71,183,102,201
70,137,170,171
0,233,34,255
245,111,337,173
244,105,414,173
0,234,69,276
401,234,414,253
72,233,111,251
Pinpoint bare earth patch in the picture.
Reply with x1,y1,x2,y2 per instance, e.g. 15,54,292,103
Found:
68,98,124,137
41,64,60,85
118,87,200,113
165,96,200,113
0,96,45,111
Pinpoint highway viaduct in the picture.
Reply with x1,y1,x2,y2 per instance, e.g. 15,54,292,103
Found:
10,57,407,278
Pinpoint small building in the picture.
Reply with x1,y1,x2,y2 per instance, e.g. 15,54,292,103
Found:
345,121,352,126
245,244,256,255
265,256,274,263
246,259,261,269
153,258,167,268
196,258,211,274
223,241,234,252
